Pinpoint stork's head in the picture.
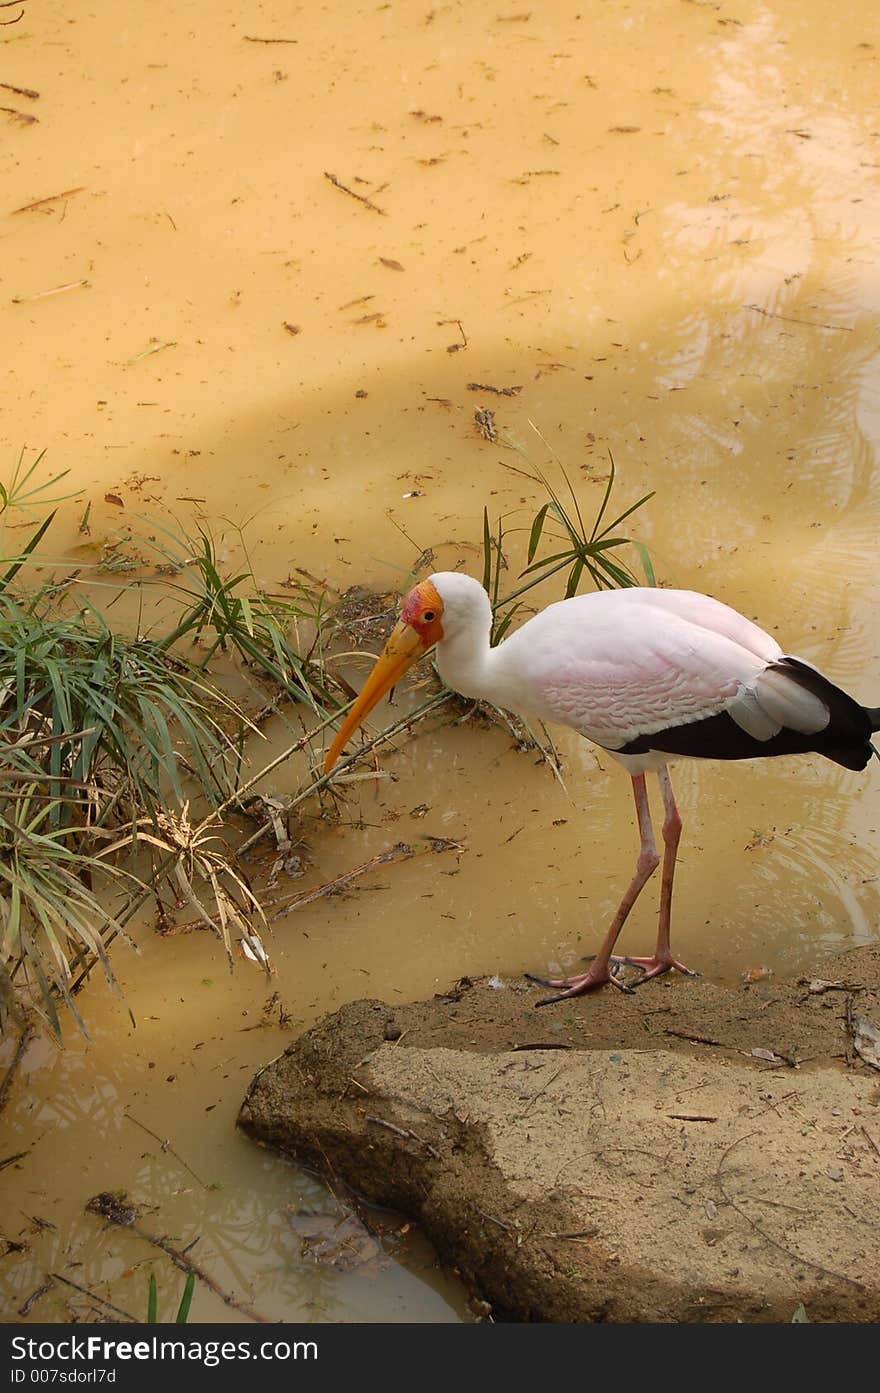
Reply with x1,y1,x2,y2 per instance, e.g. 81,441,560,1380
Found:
323,577,446,774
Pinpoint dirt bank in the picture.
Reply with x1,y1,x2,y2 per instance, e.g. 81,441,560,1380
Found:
239,947,880,1322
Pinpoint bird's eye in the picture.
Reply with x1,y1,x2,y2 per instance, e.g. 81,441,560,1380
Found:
423,610,435,622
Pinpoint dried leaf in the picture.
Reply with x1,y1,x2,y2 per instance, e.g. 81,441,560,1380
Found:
287,1211,387,1272
852,1013,880,1071
104,493,124,508
742,965,773,983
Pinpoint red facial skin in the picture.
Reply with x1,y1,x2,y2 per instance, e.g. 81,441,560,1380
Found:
323,579,445,773
400,579,445,650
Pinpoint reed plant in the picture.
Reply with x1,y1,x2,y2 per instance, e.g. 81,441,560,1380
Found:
0,456,337,1041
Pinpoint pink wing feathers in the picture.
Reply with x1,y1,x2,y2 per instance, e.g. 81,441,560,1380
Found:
490,588,830,753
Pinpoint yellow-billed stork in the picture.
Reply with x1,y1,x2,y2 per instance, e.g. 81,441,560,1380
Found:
324,573,879,1003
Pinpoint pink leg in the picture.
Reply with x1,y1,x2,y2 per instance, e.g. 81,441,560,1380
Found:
527,774,660,1004
612,766,697,982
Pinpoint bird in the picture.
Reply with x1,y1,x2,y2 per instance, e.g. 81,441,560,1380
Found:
323,572,879,1004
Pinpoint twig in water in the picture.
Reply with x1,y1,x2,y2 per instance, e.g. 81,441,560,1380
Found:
324,171,387,216
237,689,454,856
1,80,39,100
0,1020,35,1115
12,279,89,303
1,105,36,123
49,1272,137,1322
85,1193,271,1322
267,839,456,922
745,303,854,332
0,1150,29,1171
13,186,84,214
466,382,523,396
123,1112,208,1189
19,1280,53,1317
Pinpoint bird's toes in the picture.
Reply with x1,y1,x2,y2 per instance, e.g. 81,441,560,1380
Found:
533,991,566,1008
524,971,561,989
625,958,701,986
525,968,635,1002
606,971,636,995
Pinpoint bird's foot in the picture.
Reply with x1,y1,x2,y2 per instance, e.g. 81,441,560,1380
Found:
607,953,699,984
525,964,634,1006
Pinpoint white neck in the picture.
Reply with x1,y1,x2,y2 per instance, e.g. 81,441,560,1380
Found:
429,572,501,703
435,621,497,701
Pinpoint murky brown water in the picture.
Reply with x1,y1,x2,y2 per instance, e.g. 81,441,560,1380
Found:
2,0,879,1323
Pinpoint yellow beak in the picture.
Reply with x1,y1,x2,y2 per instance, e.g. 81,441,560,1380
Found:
323,620,426,774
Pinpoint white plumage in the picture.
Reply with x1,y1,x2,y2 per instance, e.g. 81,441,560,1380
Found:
325,571,878,1002
429,575,826,761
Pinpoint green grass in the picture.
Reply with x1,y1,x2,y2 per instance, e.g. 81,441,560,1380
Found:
482,450,654,646
147,1270,195,1323
0,455,342,1041
147,521,337,714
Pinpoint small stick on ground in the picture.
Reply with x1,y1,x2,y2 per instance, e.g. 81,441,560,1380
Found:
324,171,387,216
715,1132,865,1290
366,1116,412,1140
845,992,856,1066
366,1115,439,1157
477,1209,516,1233
663,1027,723,1046
666,1113,718,1122
542,1227,600,1241
861,1126,880,1160
521,1065,564,1115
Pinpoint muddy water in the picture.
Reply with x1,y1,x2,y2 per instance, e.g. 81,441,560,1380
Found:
2,0,880,1323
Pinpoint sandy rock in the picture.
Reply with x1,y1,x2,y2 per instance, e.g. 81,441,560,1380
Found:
239,947,880,1322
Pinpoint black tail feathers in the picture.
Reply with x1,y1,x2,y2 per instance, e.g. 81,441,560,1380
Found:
778,658,877,772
